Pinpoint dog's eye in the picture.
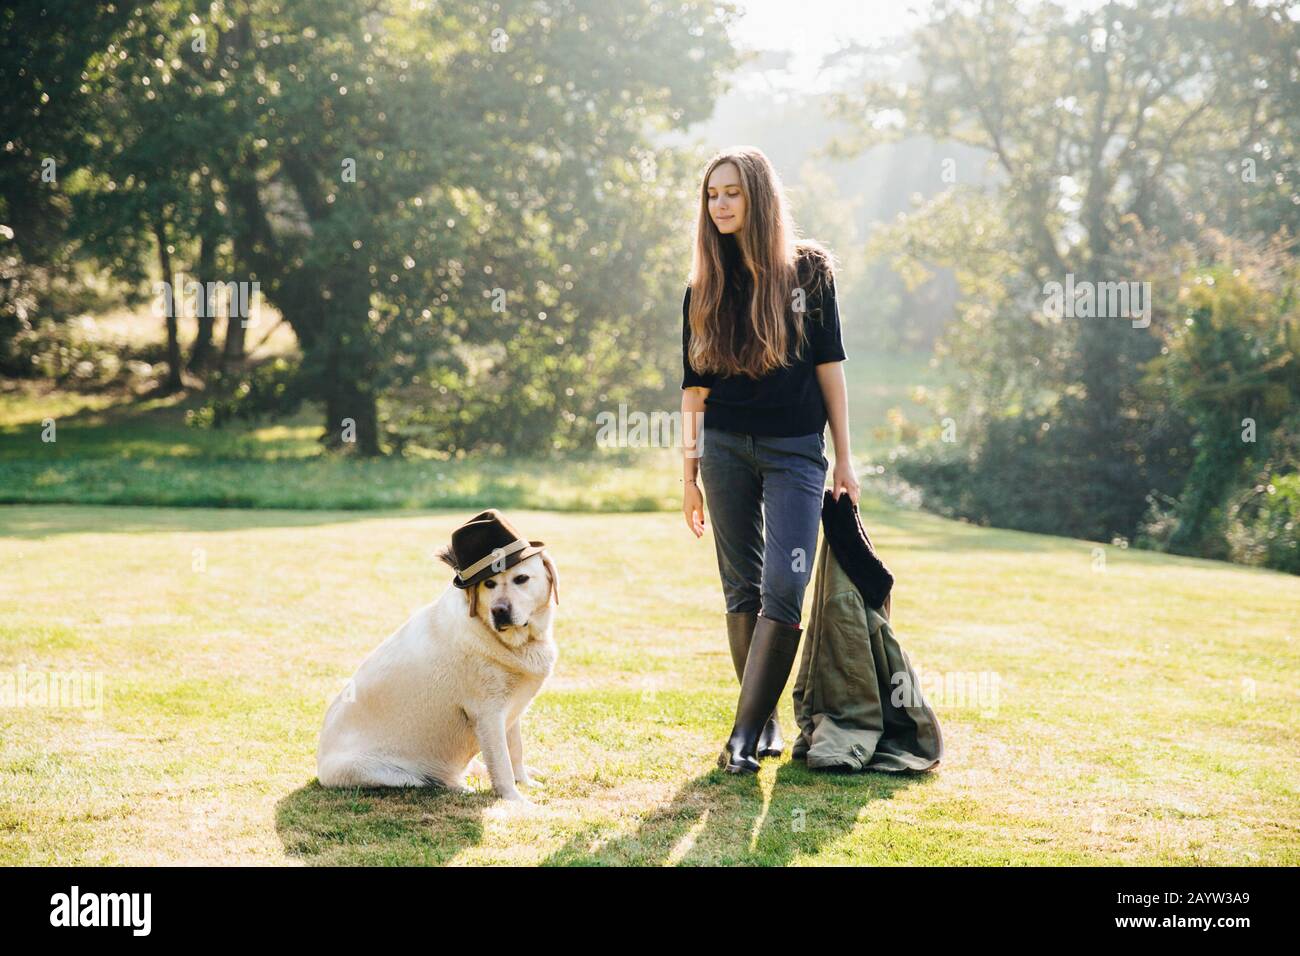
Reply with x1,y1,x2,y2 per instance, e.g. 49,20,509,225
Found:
483,580,497,589
513,574,529,584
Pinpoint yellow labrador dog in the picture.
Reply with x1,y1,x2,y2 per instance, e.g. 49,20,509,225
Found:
316,545,559,804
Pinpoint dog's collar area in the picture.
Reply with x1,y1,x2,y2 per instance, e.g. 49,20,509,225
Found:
488,618,537,646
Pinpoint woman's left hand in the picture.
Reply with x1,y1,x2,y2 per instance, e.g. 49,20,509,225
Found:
831,458,860,506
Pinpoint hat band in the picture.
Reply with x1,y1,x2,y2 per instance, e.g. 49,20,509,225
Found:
458,538,528,581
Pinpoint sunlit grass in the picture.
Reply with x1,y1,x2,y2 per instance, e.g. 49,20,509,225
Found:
0,352,932,511
0,504,1295,865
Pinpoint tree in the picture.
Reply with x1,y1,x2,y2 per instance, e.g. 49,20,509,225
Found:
23,0,734,456
1141,233,1300,561
181,0,734,455
0,0,132,373
835,0,1300,542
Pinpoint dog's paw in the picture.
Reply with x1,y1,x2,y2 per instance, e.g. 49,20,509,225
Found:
496,789,536,809
515,766,546,788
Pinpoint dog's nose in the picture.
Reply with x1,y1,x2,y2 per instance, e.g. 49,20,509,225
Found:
491,605,513,628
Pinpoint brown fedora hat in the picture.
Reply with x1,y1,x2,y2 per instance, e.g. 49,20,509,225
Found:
444,509,546,589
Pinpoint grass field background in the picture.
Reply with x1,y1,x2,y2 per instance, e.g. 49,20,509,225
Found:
2,335,1296,866
1,502,1295,865
0,349,940,511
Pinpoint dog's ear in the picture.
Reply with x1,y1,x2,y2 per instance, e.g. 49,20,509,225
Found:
467,582,479,619
541,551,559,606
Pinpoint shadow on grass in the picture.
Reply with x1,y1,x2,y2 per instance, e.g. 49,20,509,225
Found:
0,387,323,459
274,780,491,866
0,502,416,539
540,759,938,866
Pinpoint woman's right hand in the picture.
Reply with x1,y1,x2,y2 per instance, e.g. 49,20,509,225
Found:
683,481,706,538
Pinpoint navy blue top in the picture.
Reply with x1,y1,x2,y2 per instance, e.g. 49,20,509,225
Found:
681,249,847,437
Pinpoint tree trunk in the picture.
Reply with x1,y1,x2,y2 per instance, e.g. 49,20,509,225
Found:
322,375,381,456
152,217,184,393
314,269,381,456
220,306,246,369
217,74,379,454
188,229,216,373
188,179,220,374
1074,245,1128,540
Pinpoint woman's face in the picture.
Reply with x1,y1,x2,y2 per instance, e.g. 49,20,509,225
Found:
707,162,746,234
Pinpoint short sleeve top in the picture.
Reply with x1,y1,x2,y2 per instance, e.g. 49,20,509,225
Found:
680,258,847,436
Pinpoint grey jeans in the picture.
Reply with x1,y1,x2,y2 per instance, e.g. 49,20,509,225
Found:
697,427,828,627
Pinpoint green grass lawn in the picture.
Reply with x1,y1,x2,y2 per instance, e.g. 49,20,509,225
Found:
0,350,937,512
0,384,683,512
1,502,1295,865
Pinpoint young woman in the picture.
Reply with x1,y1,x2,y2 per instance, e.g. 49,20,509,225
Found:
680,147,859,774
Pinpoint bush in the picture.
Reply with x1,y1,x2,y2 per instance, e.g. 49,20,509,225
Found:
1225,473,1300,574
189,357,306,430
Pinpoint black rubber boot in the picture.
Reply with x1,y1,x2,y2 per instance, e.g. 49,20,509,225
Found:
718,614,802,773
724,611,784,758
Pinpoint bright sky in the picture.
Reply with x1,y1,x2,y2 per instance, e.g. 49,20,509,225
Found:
726,0,929,94
725,0,1122,94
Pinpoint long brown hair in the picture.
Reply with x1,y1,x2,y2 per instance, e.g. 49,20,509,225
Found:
686,146,836,379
